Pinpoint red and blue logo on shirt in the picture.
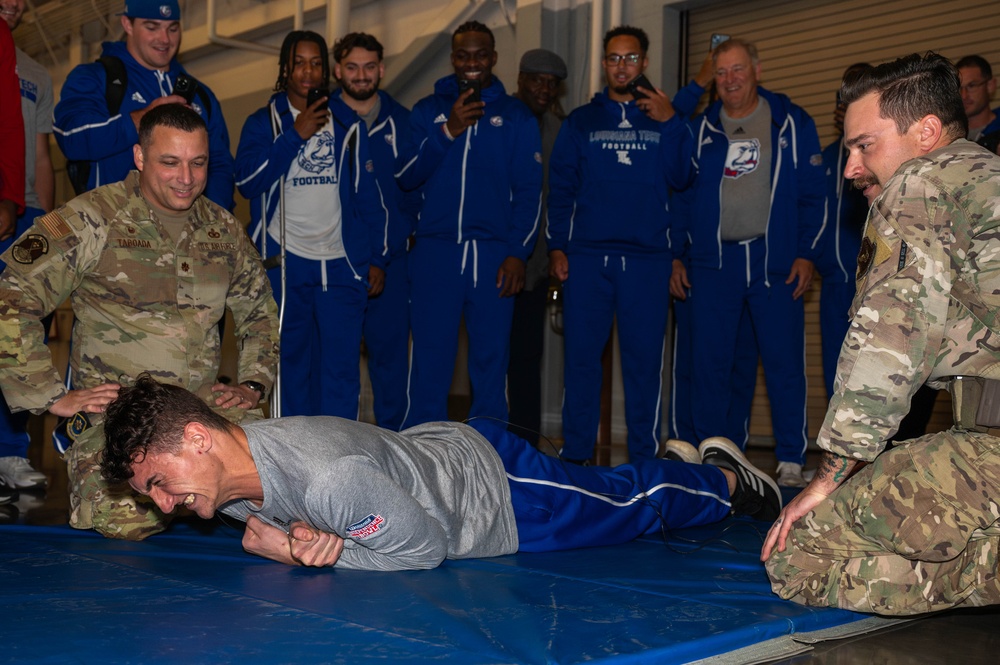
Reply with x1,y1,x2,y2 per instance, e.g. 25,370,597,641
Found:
347,514,384,539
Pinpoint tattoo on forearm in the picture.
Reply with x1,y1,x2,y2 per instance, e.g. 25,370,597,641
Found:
816,452,853,484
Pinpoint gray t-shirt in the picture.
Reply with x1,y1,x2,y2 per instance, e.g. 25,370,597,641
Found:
719,96,771,242
16,48,53,211
221,417,519,571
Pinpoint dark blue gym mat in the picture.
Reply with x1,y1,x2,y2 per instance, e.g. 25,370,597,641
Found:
0,519,897,664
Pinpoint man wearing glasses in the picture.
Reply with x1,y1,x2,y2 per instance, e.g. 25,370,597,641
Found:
955,55,999,154
547,26,694,464
668,38,825,487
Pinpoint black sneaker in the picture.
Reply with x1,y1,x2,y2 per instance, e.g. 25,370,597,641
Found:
0,478,18,506
699,437,781,521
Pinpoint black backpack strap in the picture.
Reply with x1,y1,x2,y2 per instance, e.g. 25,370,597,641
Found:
97,55,128,115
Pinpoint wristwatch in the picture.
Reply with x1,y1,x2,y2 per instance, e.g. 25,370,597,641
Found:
240,380,266,400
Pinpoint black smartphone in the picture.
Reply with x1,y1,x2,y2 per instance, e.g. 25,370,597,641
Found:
627,74,654,100
307,87,329,111
710,33,730,50
173,74,198,104
458,78,481,105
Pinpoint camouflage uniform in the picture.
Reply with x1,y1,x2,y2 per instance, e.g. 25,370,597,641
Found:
0,171,279,539
766,140,1000,615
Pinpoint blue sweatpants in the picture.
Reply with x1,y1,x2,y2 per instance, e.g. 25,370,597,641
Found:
403,238,514,428
689,238,809,466
265,236,368,419
468,419,731,552
0,207,42,457
670,295,759,448
560,253,670,462
363,250,410,431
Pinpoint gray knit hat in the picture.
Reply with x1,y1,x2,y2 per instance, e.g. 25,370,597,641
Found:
519,49,568,80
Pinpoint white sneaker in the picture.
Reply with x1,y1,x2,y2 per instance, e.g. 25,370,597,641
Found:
0,457,47,489
661,439,701,465
776,461,808,488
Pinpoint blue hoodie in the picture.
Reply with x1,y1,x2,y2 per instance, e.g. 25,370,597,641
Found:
53,41,235,210
234,91,387,276
336,89,420,261
395,75,541,261
674,83,825,277
547,90,695,256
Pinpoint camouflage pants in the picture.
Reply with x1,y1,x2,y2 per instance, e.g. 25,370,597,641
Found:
766,428,1000,615
64,423,171,540
65,406,262,541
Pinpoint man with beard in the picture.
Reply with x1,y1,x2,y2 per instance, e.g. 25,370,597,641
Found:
235,30,385,419
333,32,418,431
547,26,693,463
955,55,999,153
396,21,541,428
764,53,1000,616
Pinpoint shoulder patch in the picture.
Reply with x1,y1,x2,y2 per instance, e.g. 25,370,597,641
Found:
347,513,385,539
856,223,893,283
36,211,72,240
11,234,49,264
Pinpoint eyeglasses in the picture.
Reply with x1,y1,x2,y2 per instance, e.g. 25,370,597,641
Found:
960,80,988,93
604,53,641,66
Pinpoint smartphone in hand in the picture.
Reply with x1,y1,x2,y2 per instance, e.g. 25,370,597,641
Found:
307,88,329,112
174,74,199,104
627,74,655,100
710,33,730,51
458,78,482,105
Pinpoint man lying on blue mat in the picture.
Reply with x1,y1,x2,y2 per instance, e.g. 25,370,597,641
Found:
99,374,781,571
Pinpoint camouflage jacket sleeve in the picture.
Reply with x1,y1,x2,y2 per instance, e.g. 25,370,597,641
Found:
223,212,280,392
818,170,956,460
0,204,106,413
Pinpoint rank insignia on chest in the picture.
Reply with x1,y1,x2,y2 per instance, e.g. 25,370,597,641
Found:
11,234,48,264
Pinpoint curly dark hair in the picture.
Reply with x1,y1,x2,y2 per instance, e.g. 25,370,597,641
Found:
841,52,967,141
333,32,383,63
453,20,495,50
603,25,649,54
100,374,234,484
274,30,331,92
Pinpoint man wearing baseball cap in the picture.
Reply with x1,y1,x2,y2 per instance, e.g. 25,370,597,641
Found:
53,0,235,209
507,48,567,446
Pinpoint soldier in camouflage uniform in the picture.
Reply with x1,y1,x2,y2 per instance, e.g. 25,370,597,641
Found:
0,104,279,540
762,53,1000,615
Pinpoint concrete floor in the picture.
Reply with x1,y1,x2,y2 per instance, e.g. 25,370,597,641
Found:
3,419,997,665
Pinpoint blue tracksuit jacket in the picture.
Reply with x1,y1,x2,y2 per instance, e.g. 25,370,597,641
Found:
395,75,541,259
234,91,386,275
53,41,235,210
675,83,826,275
547,90,695,257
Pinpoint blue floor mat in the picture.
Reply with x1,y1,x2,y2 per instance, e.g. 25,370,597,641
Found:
0,518,871,664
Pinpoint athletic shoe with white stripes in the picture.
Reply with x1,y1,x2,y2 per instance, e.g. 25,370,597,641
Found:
698,437,782,522
661,439,701,465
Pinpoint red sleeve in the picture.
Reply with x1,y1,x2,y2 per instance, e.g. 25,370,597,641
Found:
0,22,25,213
